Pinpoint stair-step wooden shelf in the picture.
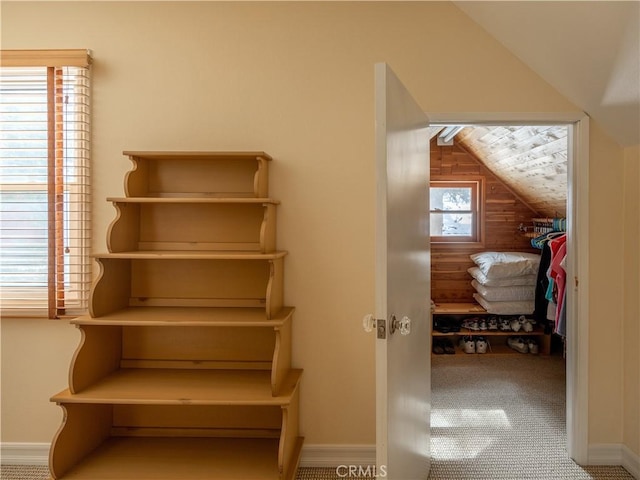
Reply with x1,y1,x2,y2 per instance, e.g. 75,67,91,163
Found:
107,197,279,254
49,152,302,480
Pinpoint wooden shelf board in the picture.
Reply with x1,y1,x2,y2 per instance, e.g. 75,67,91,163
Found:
123,151,273,161
107,197,280,205
92,251,287,260
433,302,487,314
433,328,547,337
57,436,303,480
52,369,302,406
73,306,294,327
433,342,543,356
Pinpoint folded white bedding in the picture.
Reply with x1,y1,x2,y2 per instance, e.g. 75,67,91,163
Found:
470,251,540,279
467,267,537,287
473,293,534,315
471,280,535,302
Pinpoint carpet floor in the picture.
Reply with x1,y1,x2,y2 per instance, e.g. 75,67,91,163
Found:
2,355,634,479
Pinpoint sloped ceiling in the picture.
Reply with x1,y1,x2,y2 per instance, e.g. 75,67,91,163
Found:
454,1,640,147
455,125,568,219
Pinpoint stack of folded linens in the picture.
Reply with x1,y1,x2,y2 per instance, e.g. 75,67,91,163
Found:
468,252,540,315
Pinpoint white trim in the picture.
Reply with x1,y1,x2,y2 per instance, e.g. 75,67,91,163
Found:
427,112,590,465
428,111,585,125
566,114,591,465
0,442,49,466
299,444,376,468
588,442,640,478
1,442,378,469
589,443,625,465
622,445,640,479
4,441,636,478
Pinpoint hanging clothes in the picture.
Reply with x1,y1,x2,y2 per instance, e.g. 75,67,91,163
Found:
532,231,565,324
548,234,567,336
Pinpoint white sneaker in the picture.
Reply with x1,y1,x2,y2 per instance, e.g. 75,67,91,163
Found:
475,336,489,354
510,318,521,332
527,339,539,354
499,318,511,331
519,315,534,332
462,336,476,354
507,336,528,354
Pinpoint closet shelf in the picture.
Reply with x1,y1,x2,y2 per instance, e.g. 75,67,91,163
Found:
433,327,546,337
52,369,302,406
71,307,294,327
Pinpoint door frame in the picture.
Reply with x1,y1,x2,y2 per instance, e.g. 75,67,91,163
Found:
427,111,590,465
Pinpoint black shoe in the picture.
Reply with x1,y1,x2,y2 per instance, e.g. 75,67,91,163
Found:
442,338,456,355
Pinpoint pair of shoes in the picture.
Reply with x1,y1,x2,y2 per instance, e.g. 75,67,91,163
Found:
462,317,488,331
498,318,512,331
459,335,490,354
433,338,456,355
516,315,536,333
434,318,461,333
462,317,480,331
507,336,539,354
487,316,499,330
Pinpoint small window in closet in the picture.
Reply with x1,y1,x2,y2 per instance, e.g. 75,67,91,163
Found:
430,178,483,244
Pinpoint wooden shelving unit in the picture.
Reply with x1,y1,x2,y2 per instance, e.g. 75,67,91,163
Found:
49,152,302,480
432,302,551,356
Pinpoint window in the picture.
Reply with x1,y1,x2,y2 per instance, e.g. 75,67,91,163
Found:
1,50,92,318
430,179,482,243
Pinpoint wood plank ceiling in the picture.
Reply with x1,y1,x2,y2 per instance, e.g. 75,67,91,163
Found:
454,125,568,218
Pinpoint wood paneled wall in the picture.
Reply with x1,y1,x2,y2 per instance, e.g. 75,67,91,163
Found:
431,138,539,303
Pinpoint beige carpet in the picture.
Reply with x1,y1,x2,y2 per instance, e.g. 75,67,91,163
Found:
428,354,634,479
1,355,635,479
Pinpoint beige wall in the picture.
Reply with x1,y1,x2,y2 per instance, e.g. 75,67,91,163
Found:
0,1,628,450
623,145,640,456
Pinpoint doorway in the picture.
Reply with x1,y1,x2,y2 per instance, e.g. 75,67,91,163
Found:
427,114,590,465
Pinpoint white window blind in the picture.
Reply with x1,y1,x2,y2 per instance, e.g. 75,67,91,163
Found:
1,51,92,318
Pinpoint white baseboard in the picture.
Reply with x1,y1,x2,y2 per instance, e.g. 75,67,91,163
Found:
589,443,639,479
0,443,49,466
622,445,640,479
1,442,376,469
6,441,634,477
299,444,376,468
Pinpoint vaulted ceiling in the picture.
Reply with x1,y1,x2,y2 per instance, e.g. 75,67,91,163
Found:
454,1,640,148
456,125,568,219
429,125,569,219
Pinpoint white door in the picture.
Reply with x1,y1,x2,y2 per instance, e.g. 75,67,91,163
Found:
374,63,431,479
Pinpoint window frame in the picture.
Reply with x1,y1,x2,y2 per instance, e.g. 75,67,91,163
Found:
430,176,485,246
1,50,92,319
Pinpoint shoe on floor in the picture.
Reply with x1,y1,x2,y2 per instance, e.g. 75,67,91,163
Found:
527,338,539,354
507,336,528,354
442,338,456,355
